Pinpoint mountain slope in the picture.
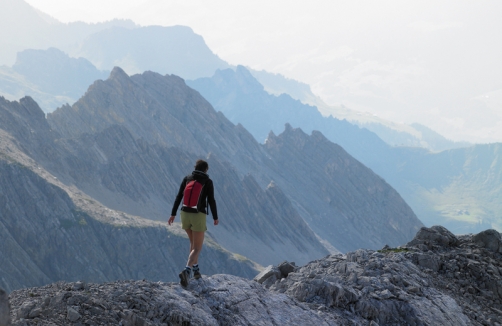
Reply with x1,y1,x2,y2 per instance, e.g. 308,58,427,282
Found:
0,159,258,293
189,66,502,234
0,108,259,293
264,125,421,252
46,68,422,253
1,92,329,267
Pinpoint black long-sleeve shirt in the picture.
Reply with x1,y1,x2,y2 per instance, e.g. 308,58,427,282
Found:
171,170,219,220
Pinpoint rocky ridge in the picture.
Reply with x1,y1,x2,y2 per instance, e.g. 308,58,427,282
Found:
0,105,259,292
0,93,329,267
45,68,422,253
4,226,502,325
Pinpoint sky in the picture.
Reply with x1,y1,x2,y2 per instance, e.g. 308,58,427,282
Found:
24,0,502,143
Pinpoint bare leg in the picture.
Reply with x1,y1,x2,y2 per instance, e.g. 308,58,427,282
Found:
185,229,193,255
184,229,194,261
186,231,205,267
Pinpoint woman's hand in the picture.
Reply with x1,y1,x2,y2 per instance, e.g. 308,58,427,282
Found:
214,219,219,226
168,216,175,225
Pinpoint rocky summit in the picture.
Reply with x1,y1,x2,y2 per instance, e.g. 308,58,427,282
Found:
4,226,502,325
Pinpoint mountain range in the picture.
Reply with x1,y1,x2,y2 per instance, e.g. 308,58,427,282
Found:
0,65,422,291
1,0,470,153
188,66,502,233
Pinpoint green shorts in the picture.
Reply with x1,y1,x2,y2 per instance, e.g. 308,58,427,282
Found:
180,211,207,232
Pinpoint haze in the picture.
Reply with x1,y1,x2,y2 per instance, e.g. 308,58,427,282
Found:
18,0,502,143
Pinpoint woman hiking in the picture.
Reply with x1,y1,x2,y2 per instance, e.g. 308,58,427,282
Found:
168,159,219,287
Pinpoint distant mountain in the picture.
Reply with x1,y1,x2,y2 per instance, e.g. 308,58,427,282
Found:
0,48,109,112
1,1,228,81
74,25,230,79
389,143,502,233
189,66,502,233
12,48,109,100
249,68,469,152
0,65,72,112
409,123,471,151
187,66,390,165
0,0,135,65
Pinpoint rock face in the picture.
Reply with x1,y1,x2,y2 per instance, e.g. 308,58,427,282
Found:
9,277,333,326
258,226,502,325
264,125,421,252
7,227,502,325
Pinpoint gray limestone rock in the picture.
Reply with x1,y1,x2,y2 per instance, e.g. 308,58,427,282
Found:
9,278,333,325
277,261,296,277
473,229,502,253
253,265,281,284
6,226,502,325
407,225,459,249
66,307,80,322
413,253,441,272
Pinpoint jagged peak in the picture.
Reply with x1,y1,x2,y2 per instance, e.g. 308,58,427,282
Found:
108,66,129,81
264,130,277,145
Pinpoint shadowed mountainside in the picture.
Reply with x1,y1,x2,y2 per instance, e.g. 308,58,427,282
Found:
0,94,329,268
0,143,258,293
46,68,422,253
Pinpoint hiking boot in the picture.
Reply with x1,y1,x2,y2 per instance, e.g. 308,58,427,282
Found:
193,269,202,280
179,269,190,287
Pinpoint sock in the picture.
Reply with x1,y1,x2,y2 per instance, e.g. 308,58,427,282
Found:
185,266,191,273
192,264,199,271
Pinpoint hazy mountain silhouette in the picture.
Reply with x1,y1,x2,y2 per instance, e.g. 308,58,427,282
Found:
249,68,469,152
189,66,502,233
12,48,109,99
1,1,228,81
0,0,135,65
0,48,109,112
74,25,229,79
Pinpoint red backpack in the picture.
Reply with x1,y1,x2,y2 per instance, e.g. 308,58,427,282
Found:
182,178,206,213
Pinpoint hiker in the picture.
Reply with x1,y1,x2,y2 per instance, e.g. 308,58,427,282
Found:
168,159,219,287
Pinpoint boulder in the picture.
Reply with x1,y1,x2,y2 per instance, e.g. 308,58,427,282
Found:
253,265,281,284
406,225,459,248
472,229,502,253
277,261,296,277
